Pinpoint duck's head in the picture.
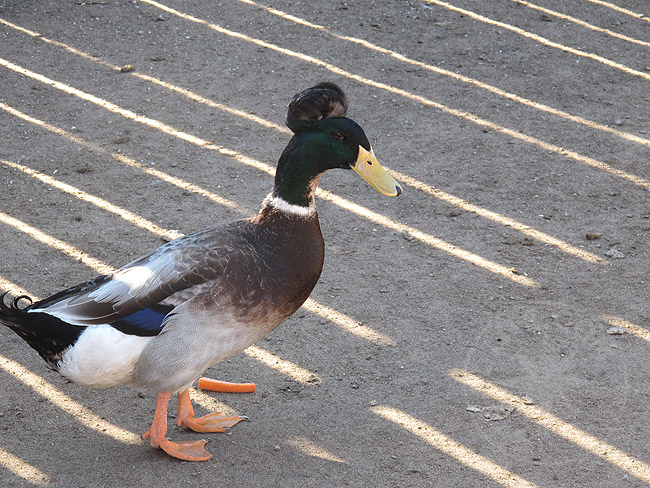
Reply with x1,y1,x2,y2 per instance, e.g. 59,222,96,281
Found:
271,83,402,210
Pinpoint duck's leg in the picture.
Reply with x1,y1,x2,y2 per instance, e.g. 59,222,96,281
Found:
142,392,212,461
177,389,248,433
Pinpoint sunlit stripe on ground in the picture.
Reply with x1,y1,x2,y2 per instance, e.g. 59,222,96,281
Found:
0,211,112,275
0,16,634,265
238,0,650,149
243,345,321,385
0,160,182,242
389,170,603,264
0,104,393,345
424,0,650,81
302,299,395,346
0,446,50,486
0,276,31,297
582,0,650,23
0,8,629,271
0,28,603,269
317,189,539,287
135,1,650,190
5,10,647,266
450,369,650,483
0,354,141,444
286,436,346,464
507,0,650,48
0,60,534,286
0,18,290,135
372,406,537,487
0,99,598,287
603,315,650,343
188,388,240,417
0,101,248,214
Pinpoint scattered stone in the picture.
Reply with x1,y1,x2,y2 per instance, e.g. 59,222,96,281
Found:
502,236,516,245
401,229,415,242
75,164,93,174
120,64,135,73
113,135,130,144
614,119,624,126
521,238,534,246
586,233,602,240
482,406,513,421
467,405,514,421
150,55,166,61
604,248,625,259
607,326,625,335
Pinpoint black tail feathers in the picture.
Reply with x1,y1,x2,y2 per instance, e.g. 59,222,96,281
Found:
0,292,32,316
1,292,83,367
0,292,34,329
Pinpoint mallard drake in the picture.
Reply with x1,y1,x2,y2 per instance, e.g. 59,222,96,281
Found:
0,82,401,461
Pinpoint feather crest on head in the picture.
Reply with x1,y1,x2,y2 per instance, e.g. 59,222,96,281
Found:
286,82,348,132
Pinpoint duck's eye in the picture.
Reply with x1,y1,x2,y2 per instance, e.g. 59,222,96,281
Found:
331,131,345,140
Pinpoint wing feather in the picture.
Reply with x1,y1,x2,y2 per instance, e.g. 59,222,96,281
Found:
29,221,251,326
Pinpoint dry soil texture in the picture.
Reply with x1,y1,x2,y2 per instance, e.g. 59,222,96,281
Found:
1,0,649,487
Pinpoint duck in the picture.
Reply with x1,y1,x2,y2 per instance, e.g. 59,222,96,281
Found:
0,82,402,461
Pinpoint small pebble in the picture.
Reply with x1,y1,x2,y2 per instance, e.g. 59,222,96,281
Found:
120,64,135,73
586,233,602,240
401,229,415,242
604,248,625,259
482,406,513,421
607,327,625,335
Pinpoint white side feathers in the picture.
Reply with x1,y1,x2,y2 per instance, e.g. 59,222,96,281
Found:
58,325,153,388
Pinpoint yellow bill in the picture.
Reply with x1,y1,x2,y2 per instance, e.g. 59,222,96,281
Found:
352,146,402,196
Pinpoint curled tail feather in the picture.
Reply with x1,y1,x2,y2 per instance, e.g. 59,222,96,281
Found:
0,292,32,316
1,292,84,367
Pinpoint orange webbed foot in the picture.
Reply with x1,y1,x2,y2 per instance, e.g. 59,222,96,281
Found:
177,389,248,433
157,437,212,462
143,392,213,462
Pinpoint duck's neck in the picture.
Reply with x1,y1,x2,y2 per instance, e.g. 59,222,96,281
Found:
262,137,322,219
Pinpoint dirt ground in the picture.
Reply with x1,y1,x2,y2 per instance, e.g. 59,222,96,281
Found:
0,0,649,486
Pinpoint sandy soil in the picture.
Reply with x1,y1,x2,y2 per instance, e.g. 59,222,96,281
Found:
1,0,649,486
